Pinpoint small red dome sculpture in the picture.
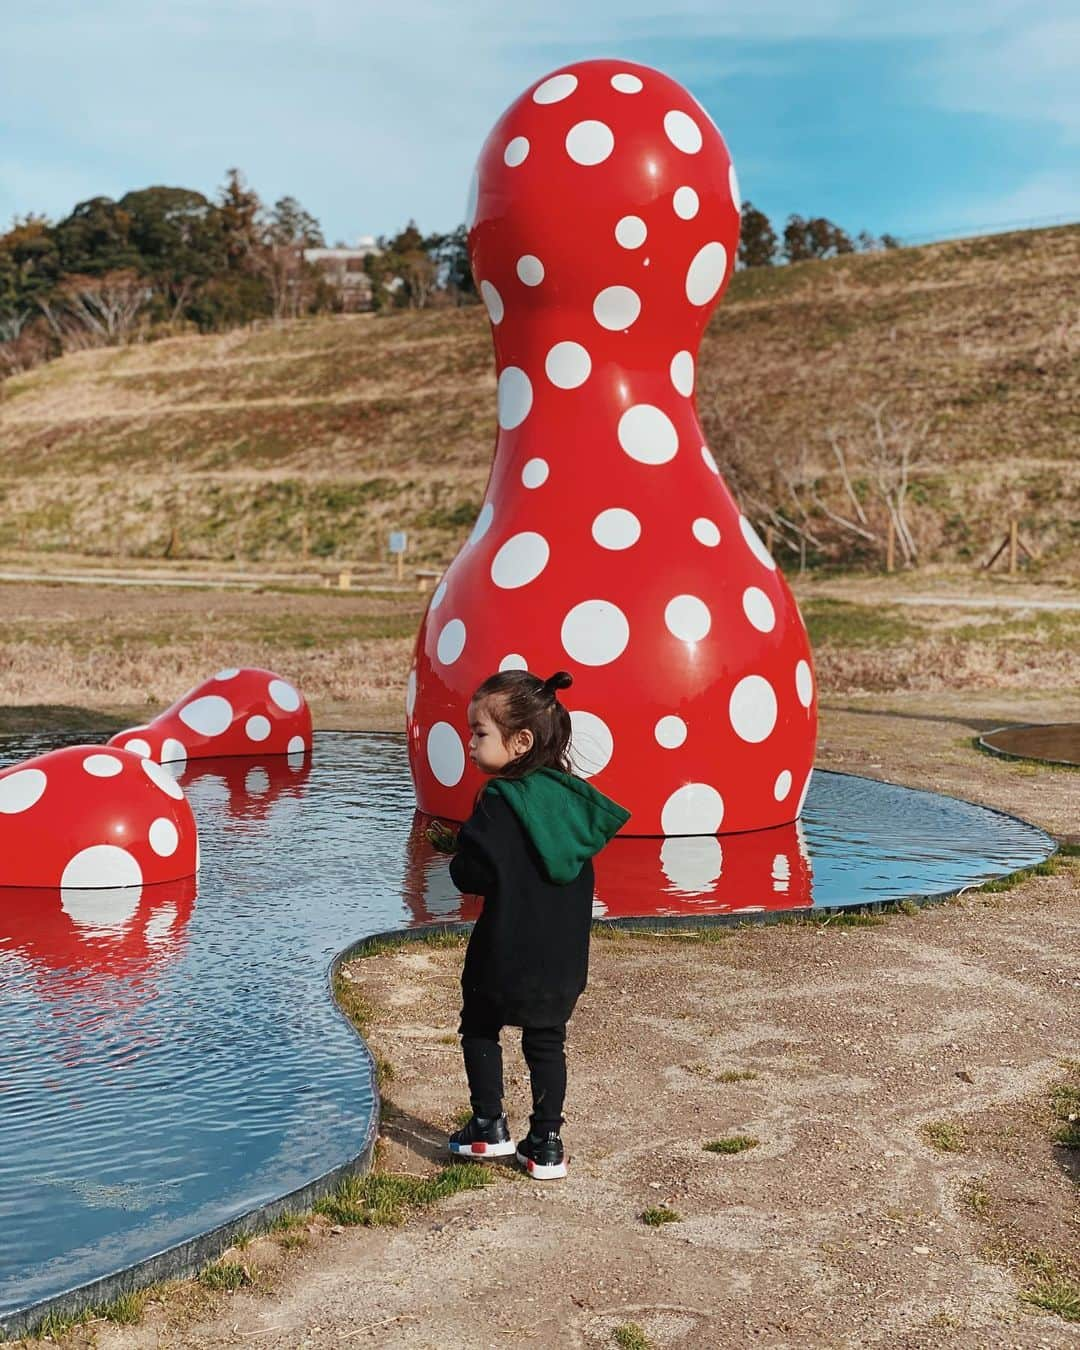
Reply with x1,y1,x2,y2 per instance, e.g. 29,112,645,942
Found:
407,58,817,834
0,746,198,888
109,668,312,764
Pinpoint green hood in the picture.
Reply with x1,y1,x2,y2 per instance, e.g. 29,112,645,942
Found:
486,768,631,885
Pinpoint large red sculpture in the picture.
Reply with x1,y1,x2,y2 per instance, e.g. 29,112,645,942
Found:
109,668,311,765
0,745,198,889
408,58,816,834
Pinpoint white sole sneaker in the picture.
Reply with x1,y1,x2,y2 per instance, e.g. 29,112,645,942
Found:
515,1148,568,1180
448,1138,517,1159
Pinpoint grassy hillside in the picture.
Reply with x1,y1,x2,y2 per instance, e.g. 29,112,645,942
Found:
1,224,1077,572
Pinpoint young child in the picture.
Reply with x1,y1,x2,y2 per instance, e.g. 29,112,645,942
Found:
429,669,629,1179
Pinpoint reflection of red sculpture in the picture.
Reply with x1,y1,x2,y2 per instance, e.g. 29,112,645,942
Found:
109,668,312,765
0,876,196,985
177,749,312,824
407,58,816,835
403,812,812,925
0,746,198,889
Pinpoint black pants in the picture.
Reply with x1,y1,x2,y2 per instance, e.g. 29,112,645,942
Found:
459,994,567,1134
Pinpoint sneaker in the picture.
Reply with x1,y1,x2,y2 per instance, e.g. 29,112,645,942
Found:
448,1114,515,1159
515,1130,567,1180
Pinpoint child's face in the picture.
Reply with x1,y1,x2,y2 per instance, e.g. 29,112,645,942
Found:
467,698,532,774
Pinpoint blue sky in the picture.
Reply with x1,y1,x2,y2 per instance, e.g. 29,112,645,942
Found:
2,1,1077,246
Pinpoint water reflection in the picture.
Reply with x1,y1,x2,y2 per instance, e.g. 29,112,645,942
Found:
175,749,311,825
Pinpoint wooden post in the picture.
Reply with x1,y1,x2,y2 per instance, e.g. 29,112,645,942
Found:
1008,518,1018,576
885,518,895,573
396,550,404,583
338,569,351,590
300,517,309,559
765,525,775,557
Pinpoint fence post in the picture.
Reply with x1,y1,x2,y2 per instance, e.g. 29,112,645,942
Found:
1008,518,1018,575
886,518,895,573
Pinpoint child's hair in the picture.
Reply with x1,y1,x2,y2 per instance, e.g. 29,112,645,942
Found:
471,669,574,779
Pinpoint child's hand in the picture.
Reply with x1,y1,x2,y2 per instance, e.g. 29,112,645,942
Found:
425,820,459,854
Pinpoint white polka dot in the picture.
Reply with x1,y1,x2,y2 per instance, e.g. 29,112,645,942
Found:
246,766,269,795
593,285,641,331
743,587,776,632
566,120,614,166
796,768,814,815
406,669,417,718
178,695,233,737
497,367,532,428
702,446,719,474
430,579,448,609
670,350,694,396
561,600,630,666
661,783,724,835
491,532,550,589
436,618,467,665
215,668,239,681
654,715,687,749
545,341,591,389
268,679,301,712
480,280,504,325
161,737,187,766
618,404,678,465
522,458,549,488
664,109,703,154
288,734,307,755
149,817,179,857
517,254,544,286
729,161,741,211
665,595,711,643
774,769,793,802
124,737,152,757
0,767,47,814
692,518,720,547
504,136,530,167
568,711,614,778
62,884,141,928
61,845,142,890
729,675,778,743
673,186,699,220
142,758,184,801
592,508,641,550
740,514,777,570
499,653,528,672
611,72,642,93
464,166,479,229
796,660,815,708
615,216,647,249
246,714,271,742
533,72,578,104
772,853,790,892
661,836,723,892
145,903,177,944
469,503,494,546
427,722,465,787
686,242,729,305
82,754,123,778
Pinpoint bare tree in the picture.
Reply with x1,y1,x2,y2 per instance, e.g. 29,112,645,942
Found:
39,270,151,349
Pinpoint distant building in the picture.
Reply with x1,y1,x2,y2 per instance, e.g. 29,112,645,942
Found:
303,235,382,312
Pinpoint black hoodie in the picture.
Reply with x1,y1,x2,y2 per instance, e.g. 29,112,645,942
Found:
449,769,630,1026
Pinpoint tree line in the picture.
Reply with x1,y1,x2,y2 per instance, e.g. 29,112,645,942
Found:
0,166,899,378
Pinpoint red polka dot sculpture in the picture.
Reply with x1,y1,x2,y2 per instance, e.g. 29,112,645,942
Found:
407,58,817,835
0,746,198,888
109,668,312,765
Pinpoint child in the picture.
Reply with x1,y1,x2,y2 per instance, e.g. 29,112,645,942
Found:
429,669,629,1179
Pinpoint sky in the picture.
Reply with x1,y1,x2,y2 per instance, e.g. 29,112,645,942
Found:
2,1,1078,248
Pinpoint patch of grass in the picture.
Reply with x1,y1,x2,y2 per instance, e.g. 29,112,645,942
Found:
452,1105,475,1127
641,1205,682,1227
439,1034,458,1045
801,597,927,648
704,1135,760,1155
374,1053,395,1088
314,1164,490,1228
1049,1066,1080,1148
27,1308,94,1340
808,907,886,928
975,853,1065,893
716,1069,758,1083
962,1178,991,1217
198,1261,251,1291
896,898,921,916
271,1210,305,1232
278,1231,309,1251
333,969,376,1037
613,1323,652,1350
922,1120,967,1153
98,1288,150,1324
1021,1275,1080,1322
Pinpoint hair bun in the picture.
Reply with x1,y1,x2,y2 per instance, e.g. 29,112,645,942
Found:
543,671,573,694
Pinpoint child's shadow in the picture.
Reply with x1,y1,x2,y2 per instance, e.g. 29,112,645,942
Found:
379,1102,517,1171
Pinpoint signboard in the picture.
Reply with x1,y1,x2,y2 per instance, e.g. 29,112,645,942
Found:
388,531,407,555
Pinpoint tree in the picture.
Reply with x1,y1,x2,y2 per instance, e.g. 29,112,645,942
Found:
38,269,152,349
218,168,265,271
52,197,140,276
782,215,854,263
738,202,777,268
425,224,475,301
365,220,437,310
268,196,324,248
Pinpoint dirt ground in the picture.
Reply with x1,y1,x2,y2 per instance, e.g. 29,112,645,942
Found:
16,696,1076,1350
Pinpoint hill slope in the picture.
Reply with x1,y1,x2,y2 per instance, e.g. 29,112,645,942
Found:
1,224,1077,571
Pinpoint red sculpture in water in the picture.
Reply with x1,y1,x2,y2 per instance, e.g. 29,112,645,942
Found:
0,745,198,888
407,58,816,834
110,668,311,765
